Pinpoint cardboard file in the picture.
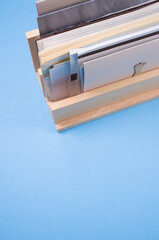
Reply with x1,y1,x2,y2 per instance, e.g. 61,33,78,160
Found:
37,0,157,35
39,13,159,78
36,1,159,52
36,0,89,16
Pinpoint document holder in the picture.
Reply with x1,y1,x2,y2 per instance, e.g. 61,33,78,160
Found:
26,29,159,132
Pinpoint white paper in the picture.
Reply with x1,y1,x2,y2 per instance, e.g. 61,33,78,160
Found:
37,2,159,52
83,38,159,92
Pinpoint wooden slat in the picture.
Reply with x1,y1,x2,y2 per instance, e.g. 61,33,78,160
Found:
26,29,40,72
47,68,159,124
55,87,159,132
36,69,46,97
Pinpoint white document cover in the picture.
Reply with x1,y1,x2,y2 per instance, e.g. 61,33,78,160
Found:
83,38,159,92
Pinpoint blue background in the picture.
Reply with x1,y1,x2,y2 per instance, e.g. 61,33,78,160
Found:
0,1,159,239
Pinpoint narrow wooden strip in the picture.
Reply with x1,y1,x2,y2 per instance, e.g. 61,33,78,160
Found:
55,88,159,132
26,29,40,72
47,68,159,123
49,68,159,110
36,69,46,97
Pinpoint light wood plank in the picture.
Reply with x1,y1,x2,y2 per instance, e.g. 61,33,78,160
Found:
36,69,46,97
47,68,159,123
55,88,159,132
26,29,40,72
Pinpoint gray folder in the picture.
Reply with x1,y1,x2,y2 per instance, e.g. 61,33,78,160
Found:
37,0,157,36
36,0,89,16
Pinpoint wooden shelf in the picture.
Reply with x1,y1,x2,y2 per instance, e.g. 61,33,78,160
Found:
26,29,159,132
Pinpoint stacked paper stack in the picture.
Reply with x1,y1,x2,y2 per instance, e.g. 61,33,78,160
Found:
26,0,159,131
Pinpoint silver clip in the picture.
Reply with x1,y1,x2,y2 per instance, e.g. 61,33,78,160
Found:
133,62,146,77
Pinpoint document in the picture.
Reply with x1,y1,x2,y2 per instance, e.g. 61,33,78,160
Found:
37,0,156,35
70,25,159,81
39,12,159,79
82,38,159,92
36,0,159,101
48,61,81,101
42,26,159,100
37,1,159,51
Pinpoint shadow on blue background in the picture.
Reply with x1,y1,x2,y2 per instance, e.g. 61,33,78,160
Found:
0,1,159,239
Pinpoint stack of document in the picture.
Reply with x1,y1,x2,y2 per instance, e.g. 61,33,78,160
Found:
36,0,159,101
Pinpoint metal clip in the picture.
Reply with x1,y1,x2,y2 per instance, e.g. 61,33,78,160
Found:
133,62,146,77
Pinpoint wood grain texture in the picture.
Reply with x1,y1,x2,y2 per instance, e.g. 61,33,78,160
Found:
47,68,159,122
36,69,46,97
26,29,40,72
55,87,159,132
26,30,46,97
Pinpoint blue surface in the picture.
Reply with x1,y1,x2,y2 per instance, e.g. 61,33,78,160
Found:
1,1,159,239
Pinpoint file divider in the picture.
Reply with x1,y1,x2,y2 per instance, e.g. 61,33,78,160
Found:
26,29,159,132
